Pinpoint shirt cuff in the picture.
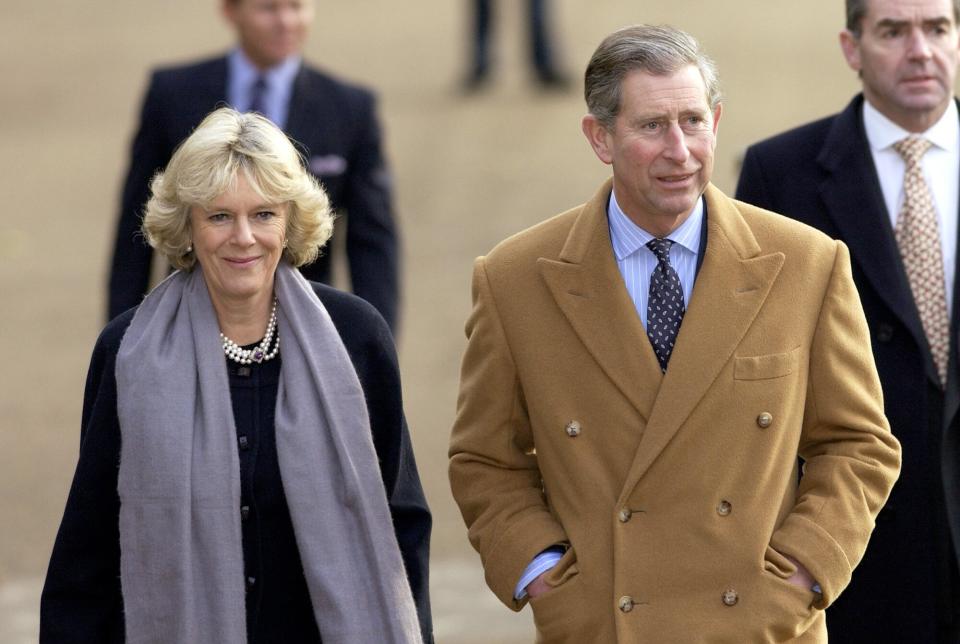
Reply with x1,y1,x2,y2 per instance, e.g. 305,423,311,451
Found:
514,547,565,600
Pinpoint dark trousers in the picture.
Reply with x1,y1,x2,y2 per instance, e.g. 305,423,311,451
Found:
470,0,557,76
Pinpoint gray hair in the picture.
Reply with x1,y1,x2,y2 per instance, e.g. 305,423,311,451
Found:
142,107,333,271
584,25,721,129
846,0,960,36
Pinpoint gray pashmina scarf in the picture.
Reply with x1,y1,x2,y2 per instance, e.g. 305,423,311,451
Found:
115,263,421,643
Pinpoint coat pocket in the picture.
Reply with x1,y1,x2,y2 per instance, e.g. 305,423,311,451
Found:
734,347,800,381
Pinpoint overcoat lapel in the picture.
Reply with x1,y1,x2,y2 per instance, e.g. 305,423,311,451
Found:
618,185,784,498
817,95,938,385
539,180,664,420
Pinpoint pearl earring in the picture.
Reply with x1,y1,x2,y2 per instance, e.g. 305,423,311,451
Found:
282,239,288,248
186,245,193,253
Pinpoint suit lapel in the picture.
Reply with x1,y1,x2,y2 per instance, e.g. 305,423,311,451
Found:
617,185,784,496
817,95,936,384
284,64,312,147
539,180,664,419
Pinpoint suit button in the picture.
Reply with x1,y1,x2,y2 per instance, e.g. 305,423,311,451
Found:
618,508,632,523
756,412,773,429
247,576,256,587
722,589,738,606
241,505,250,521
238,435,249,450
618,596,635,612
875,323,894,343
565,420,582,437
716,500,732,516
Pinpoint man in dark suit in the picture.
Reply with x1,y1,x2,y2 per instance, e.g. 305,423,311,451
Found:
736,0,960,641
108,0,399,330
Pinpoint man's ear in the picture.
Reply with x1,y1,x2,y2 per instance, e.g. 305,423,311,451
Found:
221,0,238,27
582,114,614,165
839,29,862,73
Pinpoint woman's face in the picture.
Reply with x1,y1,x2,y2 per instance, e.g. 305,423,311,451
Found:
190,173,287,307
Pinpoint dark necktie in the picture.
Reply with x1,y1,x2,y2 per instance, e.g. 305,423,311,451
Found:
646,238,685,372
248,75,267,115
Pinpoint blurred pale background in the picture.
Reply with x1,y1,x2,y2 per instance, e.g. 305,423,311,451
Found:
1,1,864,641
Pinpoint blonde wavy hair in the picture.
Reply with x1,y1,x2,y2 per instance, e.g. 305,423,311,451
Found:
142,107,333,270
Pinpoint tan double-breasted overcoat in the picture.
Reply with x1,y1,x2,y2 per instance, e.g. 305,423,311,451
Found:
449,180,901,643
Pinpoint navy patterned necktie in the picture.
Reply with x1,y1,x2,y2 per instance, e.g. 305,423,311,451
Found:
646,238,685,372
248,75,267,115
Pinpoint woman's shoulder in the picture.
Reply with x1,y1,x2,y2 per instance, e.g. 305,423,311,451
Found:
308,282,391,338
307,282,397,371
95,308,138,356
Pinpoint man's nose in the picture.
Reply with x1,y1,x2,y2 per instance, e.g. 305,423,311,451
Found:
662,123,690,163
907,28,934,60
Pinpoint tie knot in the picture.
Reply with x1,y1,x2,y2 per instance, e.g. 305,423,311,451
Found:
646,238,675,263
893,136,932,165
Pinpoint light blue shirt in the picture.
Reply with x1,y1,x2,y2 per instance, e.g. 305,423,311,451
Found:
227,48,301,130
514,191,705,600
607,190,703,327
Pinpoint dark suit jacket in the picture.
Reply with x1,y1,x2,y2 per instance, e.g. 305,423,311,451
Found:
40,282,432,643
108,55,399,330
736,94,960,643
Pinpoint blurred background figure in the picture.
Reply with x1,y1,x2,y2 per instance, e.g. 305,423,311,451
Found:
108,0,401,331
462,0,570,91
41,108,432,643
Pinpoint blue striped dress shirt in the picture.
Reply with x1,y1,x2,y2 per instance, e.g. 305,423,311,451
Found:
608,190,703,327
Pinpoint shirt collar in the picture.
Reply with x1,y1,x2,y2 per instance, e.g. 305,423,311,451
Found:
863,97,959,153
608,189,704,261
228,48,302,96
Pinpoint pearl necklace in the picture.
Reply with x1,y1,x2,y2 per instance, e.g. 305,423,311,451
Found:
221,297,280,365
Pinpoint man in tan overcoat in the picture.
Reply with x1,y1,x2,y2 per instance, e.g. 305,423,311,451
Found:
448,25,902,643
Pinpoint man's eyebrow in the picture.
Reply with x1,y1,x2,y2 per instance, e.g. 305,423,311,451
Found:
874,16,952,29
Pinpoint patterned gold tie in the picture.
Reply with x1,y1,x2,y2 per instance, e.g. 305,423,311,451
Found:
893,136,949,386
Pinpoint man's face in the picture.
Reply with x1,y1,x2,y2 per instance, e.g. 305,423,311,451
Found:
582,65,721,237
840,0,960,131
223,0,314,69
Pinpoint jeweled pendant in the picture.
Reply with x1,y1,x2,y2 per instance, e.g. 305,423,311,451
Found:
253,349,264,363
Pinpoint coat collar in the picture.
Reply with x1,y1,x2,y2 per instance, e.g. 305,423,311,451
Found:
539,181,784,490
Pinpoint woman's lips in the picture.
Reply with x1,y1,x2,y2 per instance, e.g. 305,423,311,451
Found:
224,256,260,267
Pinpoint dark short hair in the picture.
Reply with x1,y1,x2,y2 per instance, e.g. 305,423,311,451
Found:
584,25,721,129
846,0,960,36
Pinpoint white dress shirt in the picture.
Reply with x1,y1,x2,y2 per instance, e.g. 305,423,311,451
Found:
863,99,960,314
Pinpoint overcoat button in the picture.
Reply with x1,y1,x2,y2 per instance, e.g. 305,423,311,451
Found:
565,421,581,437
618,508,632,523
618,596,635,612
716,500,732,516
722,589,738,606
756,412,773,429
